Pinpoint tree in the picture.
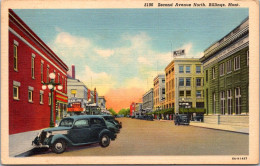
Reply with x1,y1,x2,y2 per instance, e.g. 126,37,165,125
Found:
118,108,130,117
108,108,117,116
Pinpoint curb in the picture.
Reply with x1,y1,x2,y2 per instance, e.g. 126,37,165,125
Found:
190,125,249,135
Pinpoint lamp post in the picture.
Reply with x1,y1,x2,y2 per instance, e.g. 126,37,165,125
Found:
42,73,63,127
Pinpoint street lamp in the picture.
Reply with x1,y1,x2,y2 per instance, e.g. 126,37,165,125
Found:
42,72,63,127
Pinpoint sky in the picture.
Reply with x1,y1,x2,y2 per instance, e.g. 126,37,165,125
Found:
13,8,248,112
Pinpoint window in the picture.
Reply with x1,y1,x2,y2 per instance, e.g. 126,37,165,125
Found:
220,91,225,115
234,56,240,70
196,78,201,86
227,89,232,115
179,91,184,97
31,54,35,79
226,60,232,73
212,67,215,79
196,91,201,98
247,50,249,66
179,78,184,86
213,93,216,114
28,90,33,102
90,118,105,126
206,70,208,82
186,78,191,86
235,87,241,114
13,86,19,100
40,93,44,104
186,90,191,97
41,62,44,82
162,88,165,94
196,66,201,73
162,79,165,83
58,73,60,83
14,45,18,71
186,66,190,73
47,66,49,82
179,66,184,73
75,119,89,128
219,63,225,76
172,79,174,89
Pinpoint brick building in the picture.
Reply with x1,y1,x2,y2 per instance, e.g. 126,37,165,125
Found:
9,10,68,134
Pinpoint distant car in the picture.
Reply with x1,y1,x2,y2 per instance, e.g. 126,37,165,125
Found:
193,115,204,122
32,115,117,154
174,114,190,125
101,115,122,129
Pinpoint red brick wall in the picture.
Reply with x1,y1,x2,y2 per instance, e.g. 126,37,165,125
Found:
9,10,68,134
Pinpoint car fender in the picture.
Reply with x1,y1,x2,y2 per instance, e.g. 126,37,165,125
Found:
99,129,112,139
50,134,73,146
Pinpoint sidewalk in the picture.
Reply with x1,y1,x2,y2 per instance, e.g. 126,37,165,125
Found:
189,121,249,134
156,119,249,134
9,129,43,157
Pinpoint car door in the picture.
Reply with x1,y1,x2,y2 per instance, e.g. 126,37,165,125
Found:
89,118,106,142
67,119,91,144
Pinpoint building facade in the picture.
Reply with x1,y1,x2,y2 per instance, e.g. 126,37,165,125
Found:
98,96,109,114
153,74,165,111
134,103,143,117
165,61,175,109
9,10,69,134
200,18,249,120
174,58,204,113
142,88,154,113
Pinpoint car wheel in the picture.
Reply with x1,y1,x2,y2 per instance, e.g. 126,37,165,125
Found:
51,139,66,154
99,134,110,148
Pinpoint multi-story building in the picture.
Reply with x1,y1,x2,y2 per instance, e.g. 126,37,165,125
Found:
142,88,154,114
165,61,175,110
200,17,249,125
98,96,109,114
134,103,143,117
174,58,204,113
9,10,69,134
153,74,165,110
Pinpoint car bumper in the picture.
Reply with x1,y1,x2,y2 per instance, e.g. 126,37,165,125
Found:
111,133,117,141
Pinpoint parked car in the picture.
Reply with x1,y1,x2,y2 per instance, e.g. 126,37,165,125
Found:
193,115,204,122
32,115,117,154
173,114,190,125
101,115,122,129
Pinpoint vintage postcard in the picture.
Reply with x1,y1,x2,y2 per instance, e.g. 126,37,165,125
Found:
1,0,259,164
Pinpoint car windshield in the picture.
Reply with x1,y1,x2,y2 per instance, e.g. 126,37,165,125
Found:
59,118,74,127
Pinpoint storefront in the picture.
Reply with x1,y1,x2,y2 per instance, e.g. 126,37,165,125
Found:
55,91,68,121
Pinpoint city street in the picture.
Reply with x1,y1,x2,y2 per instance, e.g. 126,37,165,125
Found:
31,118,248,157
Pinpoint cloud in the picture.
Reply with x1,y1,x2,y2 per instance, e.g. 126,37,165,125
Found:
77,65,116,96
95,48,114,58
137,57,152,65
51,31,92,58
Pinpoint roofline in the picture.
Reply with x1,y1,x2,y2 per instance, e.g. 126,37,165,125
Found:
9,9,69,71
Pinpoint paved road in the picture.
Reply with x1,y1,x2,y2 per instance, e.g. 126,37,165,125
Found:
32,118,248,156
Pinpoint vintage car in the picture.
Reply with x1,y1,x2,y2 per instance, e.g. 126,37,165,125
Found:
173,114,190,125
101,115,122,129
32,115,117,154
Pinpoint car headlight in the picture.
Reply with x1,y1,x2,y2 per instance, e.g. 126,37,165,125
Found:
46,132,52,138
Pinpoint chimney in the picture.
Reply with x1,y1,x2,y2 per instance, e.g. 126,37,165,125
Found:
72,65,75,79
